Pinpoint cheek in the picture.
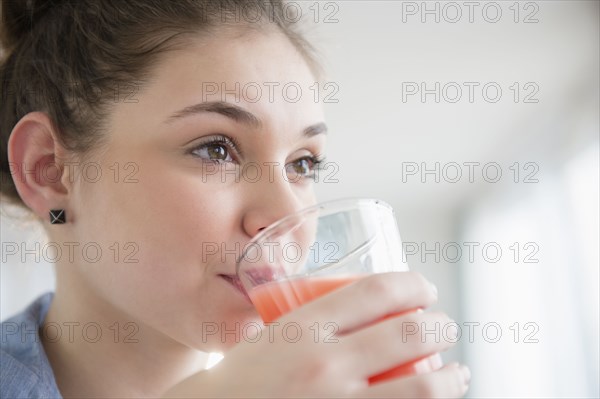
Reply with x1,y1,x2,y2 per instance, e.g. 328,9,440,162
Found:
77,154,237,255
69,154,243,316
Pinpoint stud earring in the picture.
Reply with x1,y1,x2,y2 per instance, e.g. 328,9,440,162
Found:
49,209,66,224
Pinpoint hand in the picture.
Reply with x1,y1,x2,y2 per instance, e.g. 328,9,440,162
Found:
162,272,470,398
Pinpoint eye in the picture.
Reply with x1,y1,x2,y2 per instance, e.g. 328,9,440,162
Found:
289,158,312,176
199,143,230,162
190,136,238,163
285,155,325,181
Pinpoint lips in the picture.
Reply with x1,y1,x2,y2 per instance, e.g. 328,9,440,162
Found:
219,274,251,303
241,267,278,285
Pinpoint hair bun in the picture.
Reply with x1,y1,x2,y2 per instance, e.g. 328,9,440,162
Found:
1,0,56,54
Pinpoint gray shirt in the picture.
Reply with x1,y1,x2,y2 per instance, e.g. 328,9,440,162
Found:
1,292,62,398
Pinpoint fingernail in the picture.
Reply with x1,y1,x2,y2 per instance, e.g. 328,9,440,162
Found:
430,282,438,298
446,321,458,341
460,365,471,385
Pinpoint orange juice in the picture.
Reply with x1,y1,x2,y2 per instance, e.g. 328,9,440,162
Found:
248,275,442,385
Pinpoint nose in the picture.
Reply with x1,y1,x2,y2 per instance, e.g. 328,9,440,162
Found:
241,176,309,238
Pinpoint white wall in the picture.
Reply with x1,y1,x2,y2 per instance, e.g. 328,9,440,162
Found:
1,206,55,319
310,1,598,397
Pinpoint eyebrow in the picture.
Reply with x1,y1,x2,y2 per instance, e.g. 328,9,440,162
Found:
165,101,327,137
303,122,328,138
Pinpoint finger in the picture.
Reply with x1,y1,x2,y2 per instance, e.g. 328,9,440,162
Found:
340,311,456,379
354,362,470,399
282,272,438,332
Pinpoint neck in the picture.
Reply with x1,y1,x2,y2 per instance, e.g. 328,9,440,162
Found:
41,278,209,398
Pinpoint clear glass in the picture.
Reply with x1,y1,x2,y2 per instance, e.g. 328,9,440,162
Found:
236,198,442,384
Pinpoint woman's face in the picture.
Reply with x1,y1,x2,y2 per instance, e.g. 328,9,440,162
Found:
61,28,326,352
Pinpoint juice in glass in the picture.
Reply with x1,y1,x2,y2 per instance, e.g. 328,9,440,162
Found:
248,275,443,385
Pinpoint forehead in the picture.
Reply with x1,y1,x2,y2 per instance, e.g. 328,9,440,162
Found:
116,28,324,137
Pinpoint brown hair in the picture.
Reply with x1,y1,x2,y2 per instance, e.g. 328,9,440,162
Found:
0,0,320,209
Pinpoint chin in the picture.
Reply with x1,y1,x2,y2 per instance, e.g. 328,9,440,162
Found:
184,308,263,352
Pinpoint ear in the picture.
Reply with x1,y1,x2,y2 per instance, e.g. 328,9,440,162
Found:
8,112,72,223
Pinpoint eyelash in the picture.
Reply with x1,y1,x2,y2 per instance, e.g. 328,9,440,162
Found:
189,135,242,162
188,135,326,178
302,153,327,174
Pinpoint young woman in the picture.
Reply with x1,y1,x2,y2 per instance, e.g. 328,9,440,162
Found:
0,1,470,397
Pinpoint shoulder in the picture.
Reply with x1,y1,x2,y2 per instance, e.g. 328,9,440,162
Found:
1,292,62,398
0,349,46,398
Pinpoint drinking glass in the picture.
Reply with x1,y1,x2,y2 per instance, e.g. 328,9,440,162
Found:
236,198,442,384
